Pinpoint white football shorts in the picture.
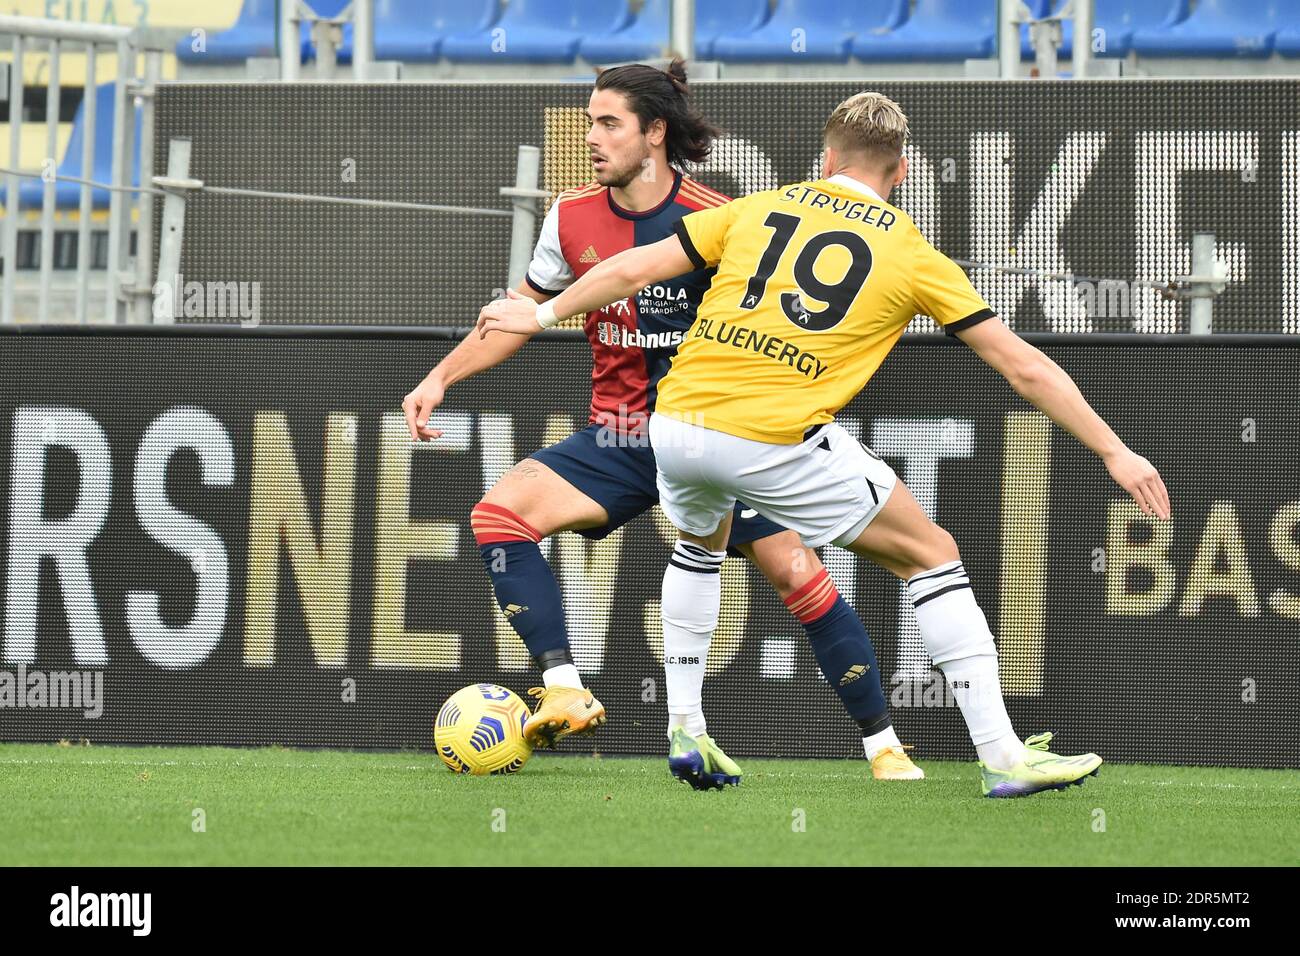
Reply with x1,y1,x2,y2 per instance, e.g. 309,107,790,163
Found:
648,412,898,549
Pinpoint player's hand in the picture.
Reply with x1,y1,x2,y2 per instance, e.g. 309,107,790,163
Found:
1104,447,1171,519
402,375,446,442
477,288,543,338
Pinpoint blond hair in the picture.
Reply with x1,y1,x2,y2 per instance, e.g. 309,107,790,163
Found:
822,92,909,173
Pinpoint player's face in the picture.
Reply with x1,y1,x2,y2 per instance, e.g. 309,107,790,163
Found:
585,89,656,189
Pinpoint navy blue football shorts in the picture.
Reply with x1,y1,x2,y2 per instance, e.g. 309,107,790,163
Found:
528,423,789,551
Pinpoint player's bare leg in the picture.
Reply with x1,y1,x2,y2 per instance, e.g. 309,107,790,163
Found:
845,479,1101,796
737,535,921,780
472,458,607,748
481,457,610,538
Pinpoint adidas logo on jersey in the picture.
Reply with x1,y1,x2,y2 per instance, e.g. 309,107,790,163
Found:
579,245,601,263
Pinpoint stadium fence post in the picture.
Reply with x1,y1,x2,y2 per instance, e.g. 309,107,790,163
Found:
2,34,22,325
1189,232,1218,334
1029,16,1059,78
104,38,133,324
131,48,163,324
37,37,59,324
75,41,96,324
279,0,302,82
998,0,1029,79
1071,0,1094,78
152,137,193,325
502,145,547,289
670,0,695,62
352,0,374,81
312,18,338,80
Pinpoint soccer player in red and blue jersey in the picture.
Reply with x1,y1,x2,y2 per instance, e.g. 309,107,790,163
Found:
403,63,921,787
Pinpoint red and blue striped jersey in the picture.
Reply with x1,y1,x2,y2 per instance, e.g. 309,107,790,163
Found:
525,168,729,433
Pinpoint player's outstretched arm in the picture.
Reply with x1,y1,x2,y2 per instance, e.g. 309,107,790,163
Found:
476,236,694,337
955,318,1172,519
402,280,549,442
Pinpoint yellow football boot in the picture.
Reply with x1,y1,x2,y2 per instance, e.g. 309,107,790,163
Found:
523,686,606,748
871,745,925,781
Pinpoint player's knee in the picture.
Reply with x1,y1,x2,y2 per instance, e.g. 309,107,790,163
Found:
476,484,542,533
777,551,822,596
895,524,960,579
924,527,961,569
752,540,821,597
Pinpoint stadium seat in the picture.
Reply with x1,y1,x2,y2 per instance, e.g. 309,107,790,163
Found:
374,0,471,61
1262,2,1300,57
1020,0,1188,60
1132,0,1282,58
579,0,669,63
302,0,502,64
713,0,902,63
588,0,773,63
176,0,277,63
851,0,995,62
696,0,771,58
16,84,141,209
441,0,631,63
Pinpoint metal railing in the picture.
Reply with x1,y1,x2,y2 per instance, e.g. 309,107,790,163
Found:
1,14,168,324
149,138,545,324
280,0,376,82
1000,0,1095,79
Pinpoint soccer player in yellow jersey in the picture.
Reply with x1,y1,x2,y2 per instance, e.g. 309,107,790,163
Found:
479,92,1172,797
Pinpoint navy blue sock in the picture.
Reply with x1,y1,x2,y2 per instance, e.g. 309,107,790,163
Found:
785,569,891,735
471,503,569,662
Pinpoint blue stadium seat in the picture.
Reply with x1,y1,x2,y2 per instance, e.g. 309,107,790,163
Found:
1262,0,1300,56
441,0,630,63
487,0,772,65
16,84,141,209
304,0,501,64
851,0,995,62
696,0,771,58
374,0,472,61
713,0,902,63
1132,0,1282,58
176,0,277,63
579,0,668,63
1020,0,1188,60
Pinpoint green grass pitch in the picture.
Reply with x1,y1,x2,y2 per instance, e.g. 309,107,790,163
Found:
1,743,1295,866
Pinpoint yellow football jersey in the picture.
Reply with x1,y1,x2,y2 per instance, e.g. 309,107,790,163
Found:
658,176,995,444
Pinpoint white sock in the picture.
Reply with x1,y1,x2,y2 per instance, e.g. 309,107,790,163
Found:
863,725,903,762
907,560,1026,770
662,540,724,739
542,663,583,690
936,656,1026,769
